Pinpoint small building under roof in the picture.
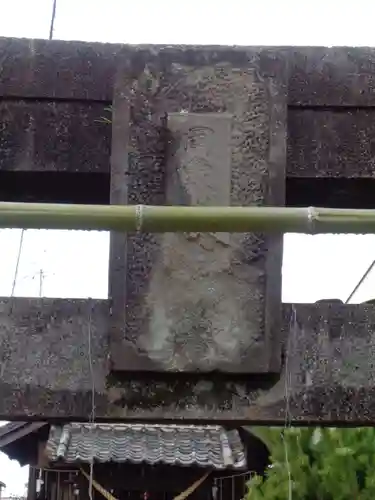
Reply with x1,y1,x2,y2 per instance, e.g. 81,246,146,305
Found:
0,422,269,500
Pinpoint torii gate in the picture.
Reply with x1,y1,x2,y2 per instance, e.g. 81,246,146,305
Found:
0,37,374,424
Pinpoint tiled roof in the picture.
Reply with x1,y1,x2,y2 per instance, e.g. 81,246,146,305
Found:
46,423,247,470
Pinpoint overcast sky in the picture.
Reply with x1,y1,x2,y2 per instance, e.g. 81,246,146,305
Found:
1,0,375,495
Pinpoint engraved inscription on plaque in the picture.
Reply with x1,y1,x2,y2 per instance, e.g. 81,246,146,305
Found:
167,113,232,247
139,111,264,372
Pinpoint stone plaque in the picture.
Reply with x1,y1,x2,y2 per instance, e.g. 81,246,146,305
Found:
109,59,286,373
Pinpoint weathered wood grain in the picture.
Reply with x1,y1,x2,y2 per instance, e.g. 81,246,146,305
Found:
0,100,111,173
289,47,375,106
1,39,375,106
288,109,375,178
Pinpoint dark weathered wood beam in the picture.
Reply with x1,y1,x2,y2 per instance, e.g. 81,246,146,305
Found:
1,38,374,107
289,47,375,106
0,101,110,173
0,37,117,100
287,109,375,178
1,298,375,424
2,39,375,179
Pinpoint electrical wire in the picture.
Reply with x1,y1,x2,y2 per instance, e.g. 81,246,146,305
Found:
87,301,95,500
49,0,57,40
0,229,25,378
11,230,25,299
282,305,295,500
345,257,375,304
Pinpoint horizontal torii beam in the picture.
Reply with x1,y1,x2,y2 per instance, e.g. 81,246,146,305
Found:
0,298,373,424
0,202,375,233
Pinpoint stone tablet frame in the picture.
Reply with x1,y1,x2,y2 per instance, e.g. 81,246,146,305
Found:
109,49,287,374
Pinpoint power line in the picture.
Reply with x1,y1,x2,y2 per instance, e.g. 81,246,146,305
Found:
11,230,25,298
345,258,375,304
39,269,44,297
49,0,57,40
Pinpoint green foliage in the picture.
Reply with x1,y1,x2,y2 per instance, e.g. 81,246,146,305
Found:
246,427,375,499
96,106,112,124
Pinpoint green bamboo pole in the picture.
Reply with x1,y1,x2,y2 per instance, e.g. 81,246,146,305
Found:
1,202,375,234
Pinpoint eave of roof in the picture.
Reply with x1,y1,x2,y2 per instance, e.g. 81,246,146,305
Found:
0,422,47,448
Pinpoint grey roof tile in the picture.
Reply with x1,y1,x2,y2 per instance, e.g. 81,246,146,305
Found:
46,423,246,470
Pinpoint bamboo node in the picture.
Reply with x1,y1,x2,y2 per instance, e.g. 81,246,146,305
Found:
135,205,144,231
307,206,318,234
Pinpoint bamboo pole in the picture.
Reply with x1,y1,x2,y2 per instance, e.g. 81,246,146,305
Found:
1,202,375,234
